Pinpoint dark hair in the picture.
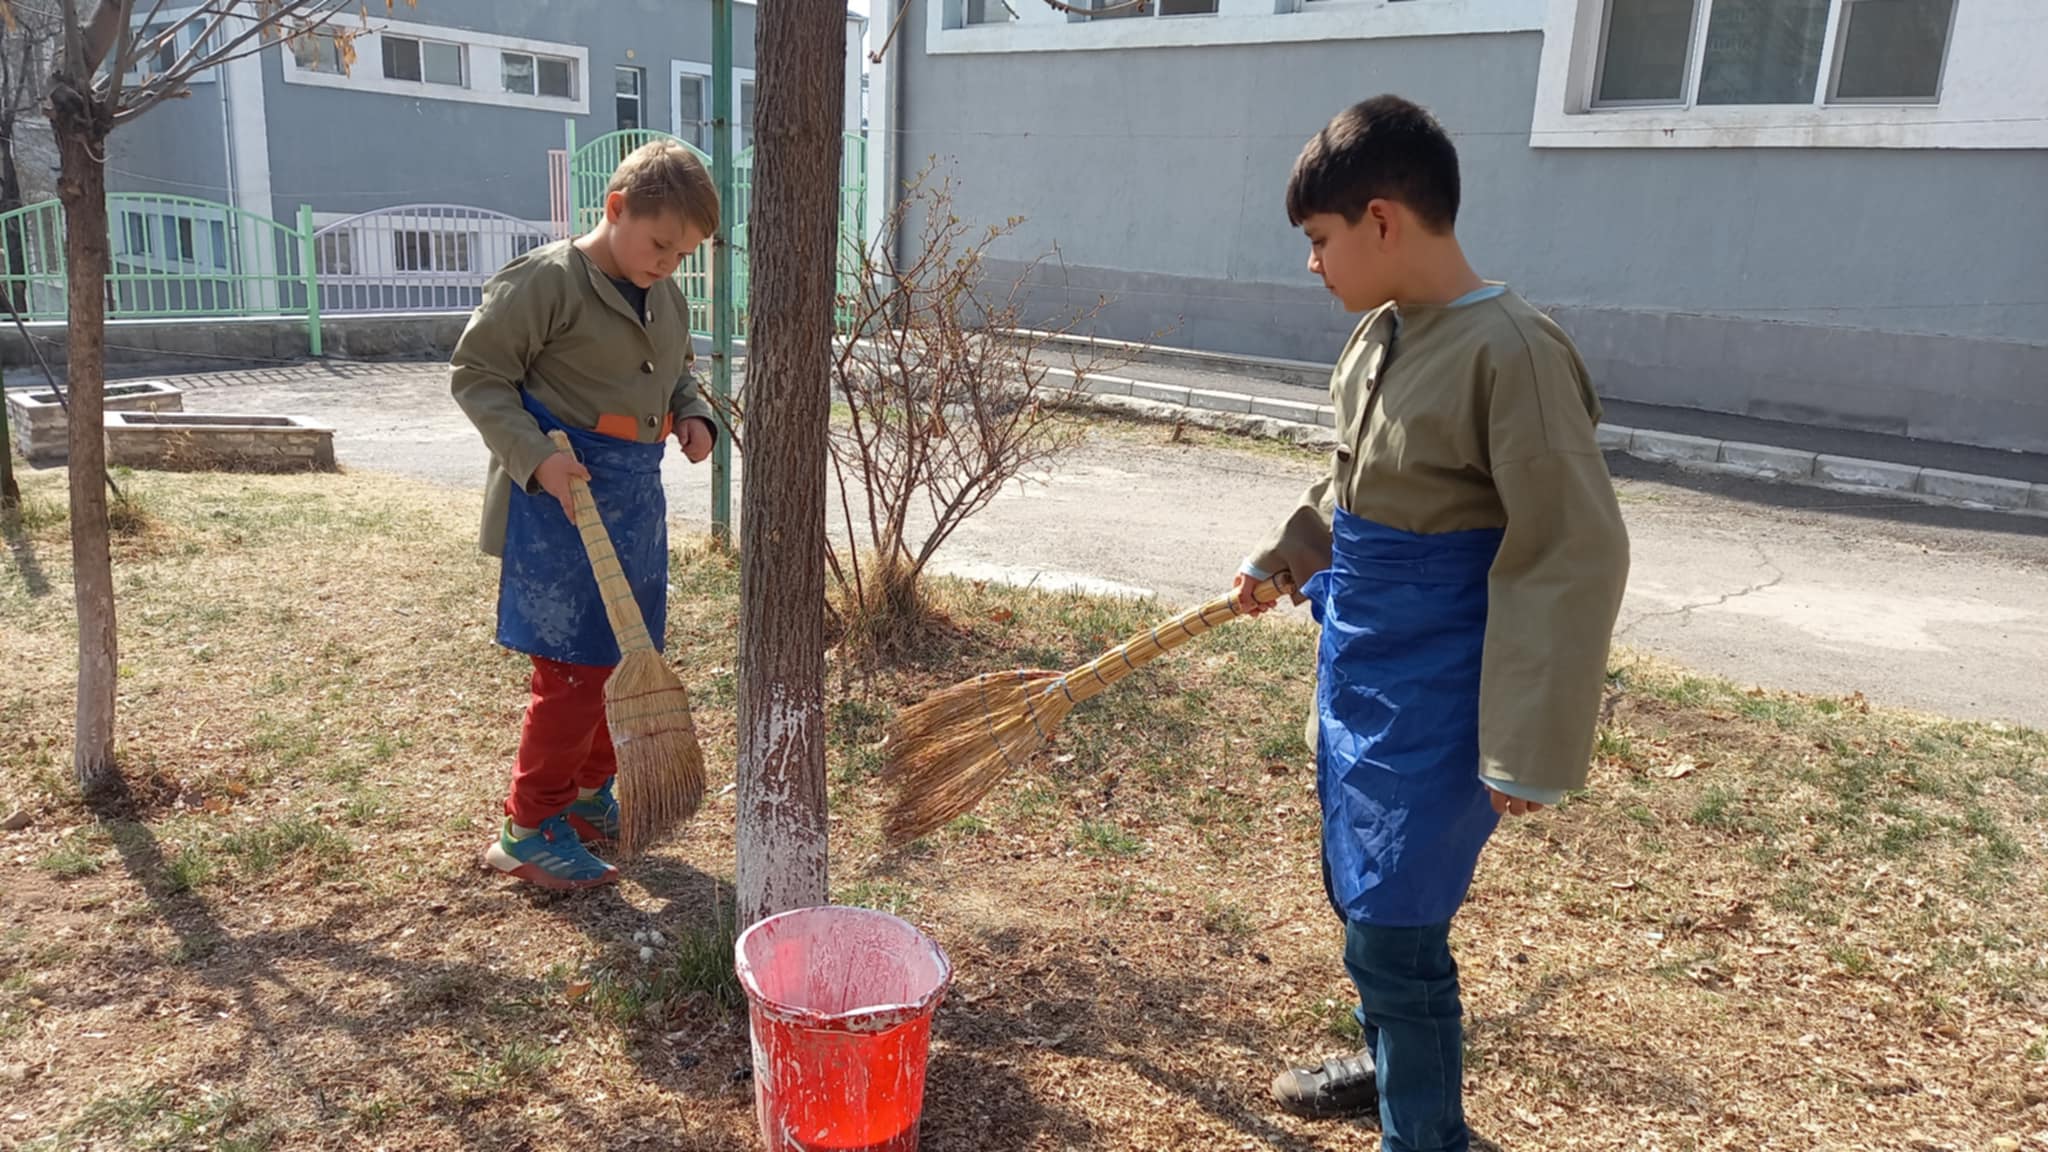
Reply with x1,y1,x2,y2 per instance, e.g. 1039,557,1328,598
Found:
1286,95,1460,233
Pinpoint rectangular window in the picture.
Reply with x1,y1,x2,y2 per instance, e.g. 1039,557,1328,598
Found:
423,40,464,86
1696,0,1831,106
385,35,462,86
291,29,348,72
538,56,574,99
504,50,574,98
394,230,431,272
209,219,228,269
616,65,644,130
964,0,1012,24
1070,0,1217,20
382,36,422,81
159,214,195,263
433,232,473,273
1595,0,1696,104
317,231,354,276
1830,0,1953,102
123,212,150,257
677,74,708,150
141,23,179,73
1591,0,1956,108
739,79,756,149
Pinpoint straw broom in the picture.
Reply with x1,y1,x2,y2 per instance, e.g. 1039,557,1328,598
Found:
882,575,1289,844
548,430,705,857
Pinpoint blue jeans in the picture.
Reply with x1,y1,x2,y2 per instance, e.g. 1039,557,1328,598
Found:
1343,919,1468,1152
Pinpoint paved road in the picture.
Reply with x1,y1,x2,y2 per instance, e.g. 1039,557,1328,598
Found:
139,362,2048,729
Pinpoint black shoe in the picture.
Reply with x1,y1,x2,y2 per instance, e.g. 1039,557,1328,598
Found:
1270,1050,1378,1119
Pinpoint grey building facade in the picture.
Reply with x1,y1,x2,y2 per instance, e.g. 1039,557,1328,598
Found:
881,0,2048,453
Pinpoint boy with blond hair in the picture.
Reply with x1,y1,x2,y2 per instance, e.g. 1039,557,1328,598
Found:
452,140,720,891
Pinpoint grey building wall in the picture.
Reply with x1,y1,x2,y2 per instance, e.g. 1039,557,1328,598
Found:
896,6,2048,453
107,83,229,201
260,0,761,222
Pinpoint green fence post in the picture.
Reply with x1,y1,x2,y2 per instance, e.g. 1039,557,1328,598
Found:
298,204,322,358
710,0,736,549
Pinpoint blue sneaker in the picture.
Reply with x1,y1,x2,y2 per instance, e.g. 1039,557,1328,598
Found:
565,778,620,846
483,815,618,892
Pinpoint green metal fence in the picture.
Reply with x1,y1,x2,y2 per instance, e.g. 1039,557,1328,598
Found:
0,193,326,352
0,129,869,347
566,125,868,339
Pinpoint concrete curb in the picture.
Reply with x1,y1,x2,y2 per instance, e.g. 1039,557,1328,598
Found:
1040,366,2048,519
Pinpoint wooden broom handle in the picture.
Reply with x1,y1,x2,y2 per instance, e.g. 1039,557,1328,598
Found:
547,430,656,657
1046,575,1290,708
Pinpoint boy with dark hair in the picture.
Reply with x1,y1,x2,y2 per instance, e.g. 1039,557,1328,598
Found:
452,140,721,891
1234,95,1630,1151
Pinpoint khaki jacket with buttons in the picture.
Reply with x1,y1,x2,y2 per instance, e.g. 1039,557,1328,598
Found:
450,238,716,557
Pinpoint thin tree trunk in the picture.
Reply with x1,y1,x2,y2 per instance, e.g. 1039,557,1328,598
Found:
54,107,117,798
735,0,844,929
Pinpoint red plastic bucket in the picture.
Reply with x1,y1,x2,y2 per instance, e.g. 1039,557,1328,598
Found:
735,905,952,1152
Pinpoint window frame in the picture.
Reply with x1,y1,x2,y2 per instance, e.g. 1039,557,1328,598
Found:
1823,0,1956,106
281,17,589,114
1588,0,1955,112
671,61,755,153
616,65,645,130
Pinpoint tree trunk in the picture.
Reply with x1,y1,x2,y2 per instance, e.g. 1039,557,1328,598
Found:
53,100,117,799
734,0,844,929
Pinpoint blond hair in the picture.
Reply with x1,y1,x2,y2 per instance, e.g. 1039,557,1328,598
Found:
608,140,720,236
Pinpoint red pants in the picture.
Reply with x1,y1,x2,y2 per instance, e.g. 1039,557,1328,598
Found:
506,657,617,829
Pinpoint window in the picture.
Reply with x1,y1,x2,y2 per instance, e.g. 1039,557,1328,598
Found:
513,234,544,259
160,215,196,263
1069,0,1217,20
383,35,463,86
739,79,756,149
616,66,644,130
434,232,472,272
677,74,708,150
127,19,214,83
209,220,228,269
317,231,354,276
1594,0,1956,108
139,23,180,73
394,230,472,273
964,0,1013,24
503,50,574,99
290,29,348,73
1831,0,1954,101
123,212,150,257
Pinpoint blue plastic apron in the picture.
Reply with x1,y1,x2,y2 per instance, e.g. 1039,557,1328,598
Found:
1305,506,1504,927
495,393,668,667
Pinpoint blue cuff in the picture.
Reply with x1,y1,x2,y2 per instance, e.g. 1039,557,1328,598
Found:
1484,778,1566,806
1240,561,1270,580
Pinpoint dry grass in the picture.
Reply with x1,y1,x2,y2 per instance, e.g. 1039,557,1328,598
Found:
1,467,2044,1151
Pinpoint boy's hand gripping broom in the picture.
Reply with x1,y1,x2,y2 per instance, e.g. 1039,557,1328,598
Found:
882,575,1290,845
548,430,705,857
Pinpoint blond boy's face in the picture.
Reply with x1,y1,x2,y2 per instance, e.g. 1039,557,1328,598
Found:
1302,205,1395,314
604,193,708,289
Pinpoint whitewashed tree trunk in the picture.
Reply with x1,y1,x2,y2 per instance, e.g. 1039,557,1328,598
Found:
735,0,843,928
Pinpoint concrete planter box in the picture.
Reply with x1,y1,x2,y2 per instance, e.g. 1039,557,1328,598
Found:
104,412,336,473
8,379,184,464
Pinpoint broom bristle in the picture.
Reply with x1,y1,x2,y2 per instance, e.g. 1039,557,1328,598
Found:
606,650,706,859
881,670,1073,844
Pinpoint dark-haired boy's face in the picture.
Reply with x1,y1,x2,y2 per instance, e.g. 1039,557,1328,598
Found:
1302,205,1393,313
